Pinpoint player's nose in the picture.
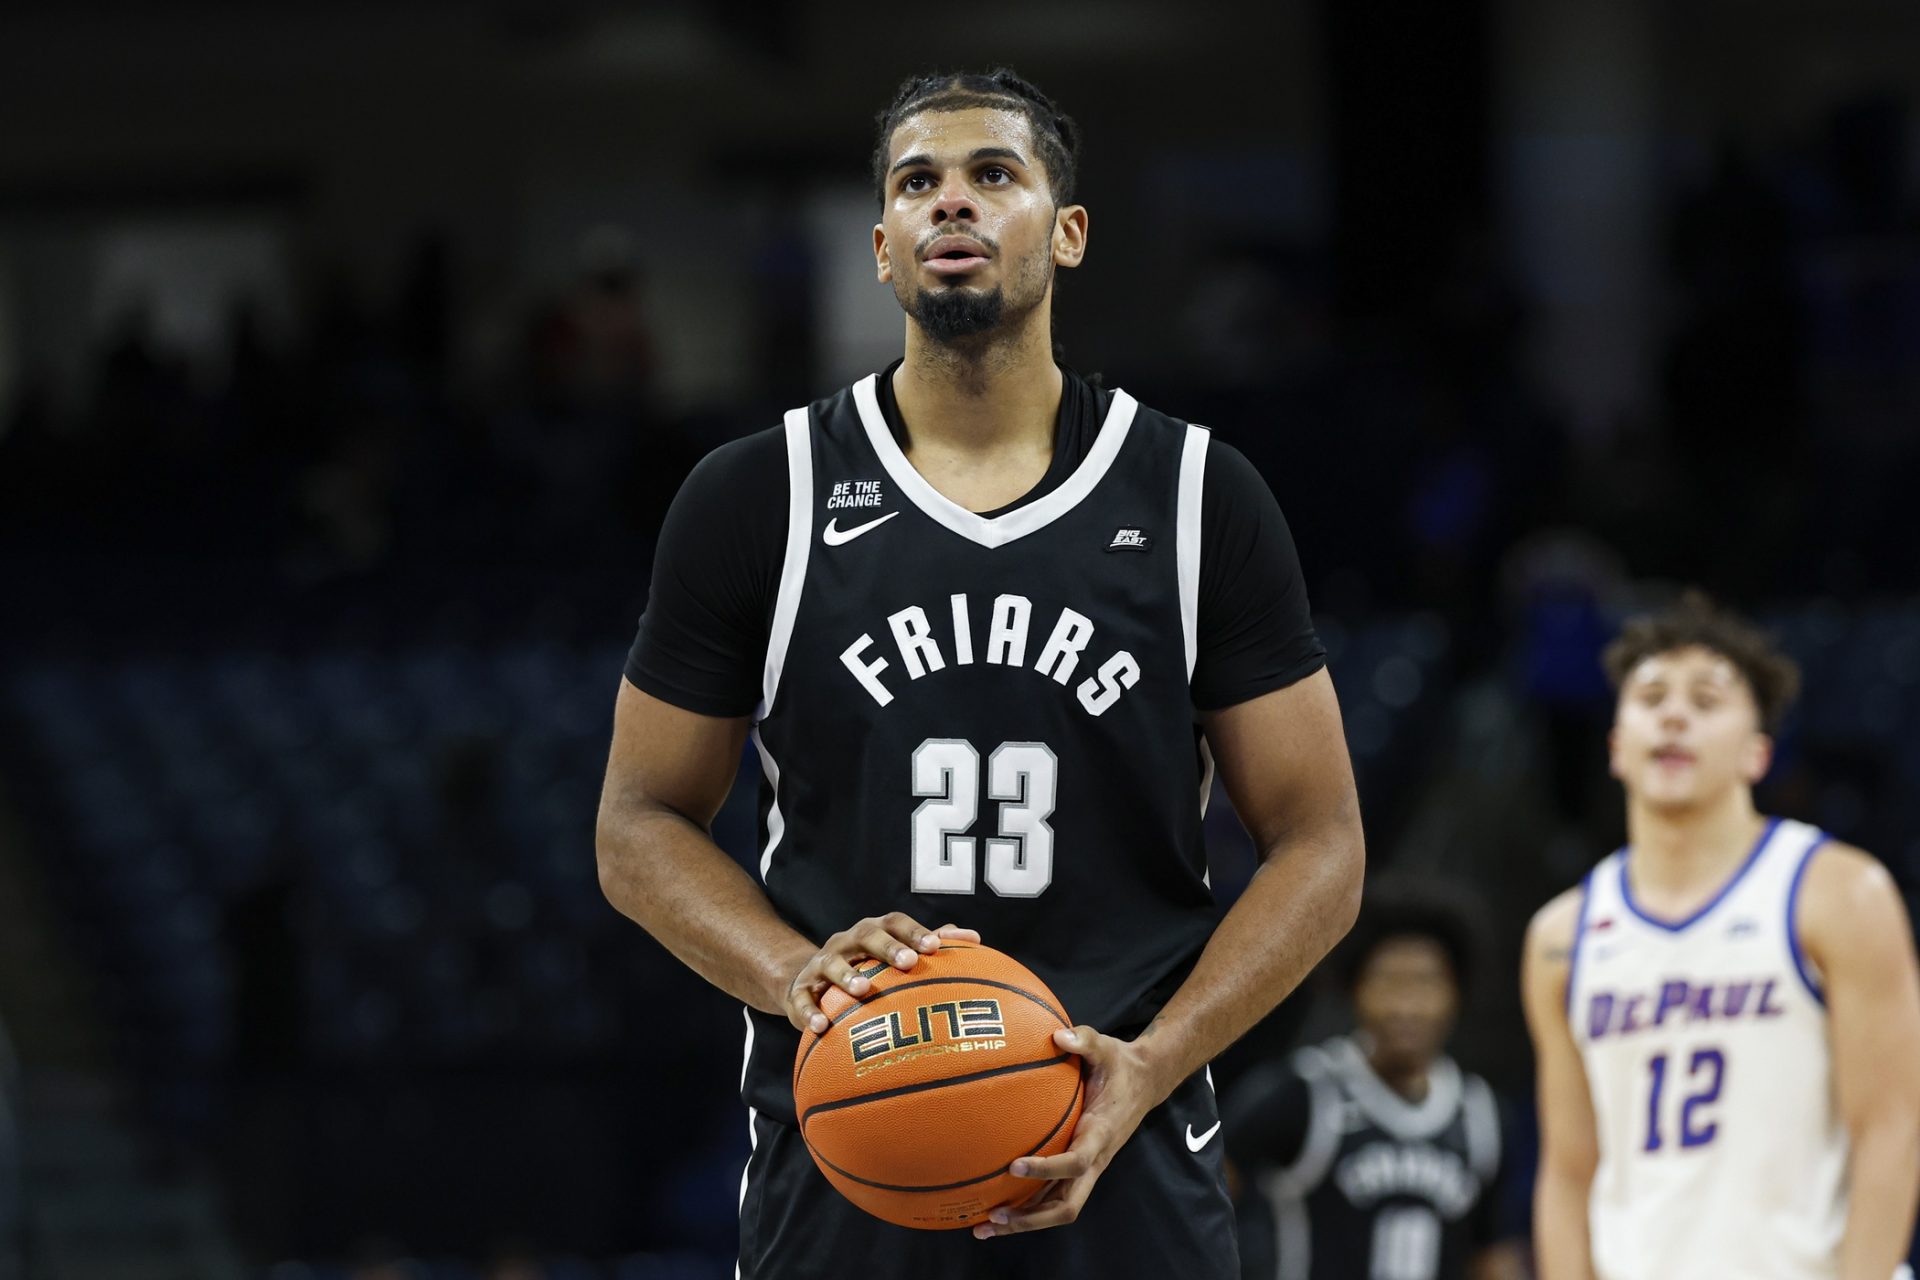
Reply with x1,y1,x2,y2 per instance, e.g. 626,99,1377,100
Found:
930,181,976,224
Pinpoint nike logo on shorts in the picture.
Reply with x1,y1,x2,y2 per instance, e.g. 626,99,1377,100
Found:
822,512,900,546
1185,1120,1221,1153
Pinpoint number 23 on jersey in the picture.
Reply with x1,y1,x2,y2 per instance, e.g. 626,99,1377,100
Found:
910,738,1057,897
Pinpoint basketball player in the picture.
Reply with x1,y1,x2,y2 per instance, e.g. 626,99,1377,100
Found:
1522,594,1920,1280
595,69,1366,1279
1227,887,1524,1280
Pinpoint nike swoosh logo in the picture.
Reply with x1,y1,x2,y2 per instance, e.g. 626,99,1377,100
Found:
822,511,900,546
1185,1121,1222,1153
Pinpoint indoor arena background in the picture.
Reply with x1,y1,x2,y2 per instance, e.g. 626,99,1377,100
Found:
0,2,1917,1276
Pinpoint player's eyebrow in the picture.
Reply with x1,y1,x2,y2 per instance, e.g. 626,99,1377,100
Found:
889,146,1030,176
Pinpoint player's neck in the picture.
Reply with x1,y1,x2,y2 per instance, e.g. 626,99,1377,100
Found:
893,308,1063,460
1623,787,1768,902
1368,1051,1431,1103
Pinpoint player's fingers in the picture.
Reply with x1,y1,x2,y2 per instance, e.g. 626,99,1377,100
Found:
1053,1024,1108,1061
934,923,981,942
858,921,927,970
877,911,944,954
785,969,830,1035
977,1177,1092,1236
1008,1148,1092,1181
819,953,877,997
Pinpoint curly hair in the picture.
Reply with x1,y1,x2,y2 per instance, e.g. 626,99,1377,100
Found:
1335,881,1478,1000
1601,590,1802,733
870,67,1081,207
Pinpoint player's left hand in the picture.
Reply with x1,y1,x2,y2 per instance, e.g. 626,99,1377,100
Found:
973,1023,1168,1239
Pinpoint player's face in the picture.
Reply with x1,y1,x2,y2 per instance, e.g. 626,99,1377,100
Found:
1352,936,1457,1072
1608,646,1771,812
872,107,1086,343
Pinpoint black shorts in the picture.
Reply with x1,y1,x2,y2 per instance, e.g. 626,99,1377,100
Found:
737,1068,1238,1280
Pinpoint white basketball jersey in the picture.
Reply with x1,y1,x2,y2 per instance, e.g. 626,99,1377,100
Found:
1567,817,1848,1280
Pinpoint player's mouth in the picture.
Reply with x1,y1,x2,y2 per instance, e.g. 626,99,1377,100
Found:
1651,745,1697,768
922,236,992,276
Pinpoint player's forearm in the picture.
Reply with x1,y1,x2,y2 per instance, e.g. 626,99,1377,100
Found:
596,800,814,1016
1533,1168,1597,1280
1132,816,1363,1100
1838,1111,1920,1280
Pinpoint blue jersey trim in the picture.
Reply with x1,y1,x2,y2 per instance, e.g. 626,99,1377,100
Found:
1786,832,1829,1007
1618,816,1783,934
1565,867,1596,1016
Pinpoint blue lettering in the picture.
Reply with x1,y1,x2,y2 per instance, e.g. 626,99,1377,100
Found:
1724,982,1752,1018
1621,995,1646,1034
1654,980,1691,1026
1757,979,1784,1017
1588,993,1616,1040
1690,984,1716,1021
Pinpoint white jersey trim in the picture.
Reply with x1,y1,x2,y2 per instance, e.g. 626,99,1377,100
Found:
750,409,810,885
734,1009,758,1280
1176,422,1211,679
1462,1073,1501,1182
850,373,1139,549
750,727,784,882
1271,1184,1311,1280
758,406,813,719
1328,1036,1465,1141
1265,1044,1345,1198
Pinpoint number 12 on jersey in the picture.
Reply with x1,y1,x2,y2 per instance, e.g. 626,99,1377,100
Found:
910,738,1057,897
1644,1046,1725,1152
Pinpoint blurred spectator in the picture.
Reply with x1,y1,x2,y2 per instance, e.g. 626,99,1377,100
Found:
1225,884,1524,1280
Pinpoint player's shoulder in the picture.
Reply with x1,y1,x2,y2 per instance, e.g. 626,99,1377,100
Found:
1796,834,1906,940
690,420,789,485
1526,882,1589,959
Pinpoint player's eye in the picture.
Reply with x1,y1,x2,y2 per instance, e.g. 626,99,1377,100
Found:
979,166,1012,184
901,173,934,194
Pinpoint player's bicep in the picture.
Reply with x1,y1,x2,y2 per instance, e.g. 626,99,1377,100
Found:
599,677,750,833
1524,897,1598,1177
1199,667,1359,858
1801,846,1920,1130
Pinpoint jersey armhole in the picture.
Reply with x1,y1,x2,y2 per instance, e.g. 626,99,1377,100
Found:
1564,867,1596,1017
1175,423,1211,682
1262,1053,1342,1198
758,406,814,720
1785,832,1830,1007
1462,1074,1501,1182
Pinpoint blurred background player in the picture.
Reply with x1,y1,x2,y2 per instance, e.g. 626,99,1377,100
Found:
1523,593,1920,1280
1226,884,1525,1280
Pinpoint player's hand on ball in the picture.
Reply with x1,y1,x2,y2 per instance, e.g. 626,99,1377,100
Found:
975,1023,1162,1239
784,914,981,1034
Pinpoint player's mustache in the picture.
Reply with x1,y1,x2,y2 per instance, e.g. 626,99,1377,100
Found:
916,230,999,258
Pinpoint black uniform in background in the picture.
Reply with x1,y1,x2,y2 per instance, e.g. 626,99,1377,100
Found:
1226,1037,1506,1280
628,364,1325,1280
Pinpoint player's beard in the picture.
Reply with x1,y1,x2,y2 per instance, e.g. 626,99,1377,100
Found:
909,286,1005,342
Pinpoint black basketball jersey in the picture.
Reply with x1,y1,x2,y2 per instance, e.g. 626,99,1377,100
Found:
739,373,1221,1125
1236,1038,1501,1280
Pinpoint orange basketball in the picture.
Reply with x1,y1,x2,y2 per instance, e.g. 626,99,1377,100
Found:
791,941,1085,1230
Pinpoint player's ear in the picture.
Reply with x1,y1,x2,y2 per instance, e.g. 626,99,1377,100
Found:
1605,725,1625,781
874,223,892,284
1052,204,1088,269
1742,732,1773,785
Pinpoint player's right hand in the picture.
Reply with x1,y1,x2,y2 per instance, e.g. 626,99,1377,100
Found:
785,914,980,1034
